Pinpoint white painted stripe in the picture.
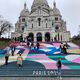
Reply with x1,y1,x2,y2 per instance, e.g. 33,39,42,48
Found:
65,55,80,61
33,60,56,63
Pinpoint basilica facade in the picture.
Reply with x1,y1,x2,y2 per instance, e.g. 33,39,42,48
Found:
12,0,71,42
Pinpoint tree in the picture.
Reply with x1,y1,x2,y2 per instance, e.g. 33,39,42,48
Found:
0,15,13,38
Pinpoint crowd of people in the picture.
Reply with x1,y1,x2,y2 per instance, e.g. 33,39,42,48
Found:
4,41,40,67
4,41,69,79
26,41,40,50
4,45,23,67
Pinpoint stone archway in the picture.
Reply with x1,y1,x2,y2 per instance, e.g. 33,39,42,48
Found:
45,32,50,42
28,33,34,42
36,32,42,42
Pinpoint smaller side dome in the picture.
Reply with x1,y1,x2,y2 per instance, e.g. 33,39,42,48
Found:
53,1,61,16
20,3,29,17
53,7,61,16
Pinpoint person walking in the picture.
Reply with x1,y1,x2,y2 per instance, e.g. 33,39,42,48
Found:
63,44,67,55
34,42,36,50
5,46,10,65
60,43,63,54
11,46,15,56
27,41,30,48
57,58,62,79
36,42,40,50
17,54,23,68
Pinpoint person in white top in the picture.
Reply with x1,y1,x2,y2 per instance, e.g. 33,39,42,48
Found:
5,46,10,65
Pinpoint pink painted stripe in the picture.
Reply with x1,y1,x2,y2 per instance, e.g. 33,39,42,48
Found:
10,42,21,46
73,57,80,64
53,43,61,47
40,63,69,69
62,65,70,69
43,63,57,69
23,48,30,55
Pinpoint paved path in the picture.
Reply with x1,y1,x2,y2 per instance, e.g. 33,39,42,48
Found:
0,77,80,80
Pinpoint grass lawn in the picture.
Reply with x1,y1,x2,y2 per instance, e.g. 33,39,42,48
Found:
0,41,8,46
0,41,10,49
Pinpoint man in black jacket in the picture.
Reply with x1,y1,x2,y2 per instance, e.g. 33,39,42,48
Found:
57,58,62,79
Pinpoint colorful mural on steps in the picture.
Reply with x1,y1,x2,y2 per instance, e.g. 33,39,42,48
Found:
0,42,80,70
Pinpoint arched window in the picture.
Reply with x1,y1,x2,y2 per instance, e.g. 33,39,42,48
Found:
38,18,41,26
45,32,50,41
22,18,25,22
46,23,47,28
58,33,59,41
55,26,59,30
61,35,62,41
32,24,33,28
55,25,59,32
55,17,58,21
37,32,42,41
22,26,24,31
28,33,34,41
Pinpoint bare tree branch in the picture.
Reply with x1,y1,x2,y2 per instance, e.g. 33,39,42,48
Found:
0,15,13,37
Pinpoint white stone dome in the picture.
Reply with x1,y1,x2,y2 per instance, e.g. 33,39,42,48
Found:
53,7,61,15
20,9,29,17
53,1,61,16
31,0,49,13
32,0,48,5
20,3,29,17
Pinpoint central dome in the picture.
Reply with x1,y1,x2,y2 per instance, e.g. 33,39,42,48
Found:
32,0,48,5
31,0,49,13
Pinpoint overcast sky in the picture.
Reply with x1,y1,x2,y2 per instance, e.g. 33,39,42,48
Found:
0,0,80,37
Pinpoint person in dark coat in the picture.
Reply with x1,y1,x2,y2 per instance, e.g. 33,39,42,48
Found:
27,41,30,48
60,43,63,54
57,58,62,79
36,42,40,50
63,44,67,55
11,46,15,56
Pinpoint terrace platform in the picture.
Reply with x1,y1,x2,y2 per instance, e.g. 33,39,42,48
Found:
0,42,80,78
